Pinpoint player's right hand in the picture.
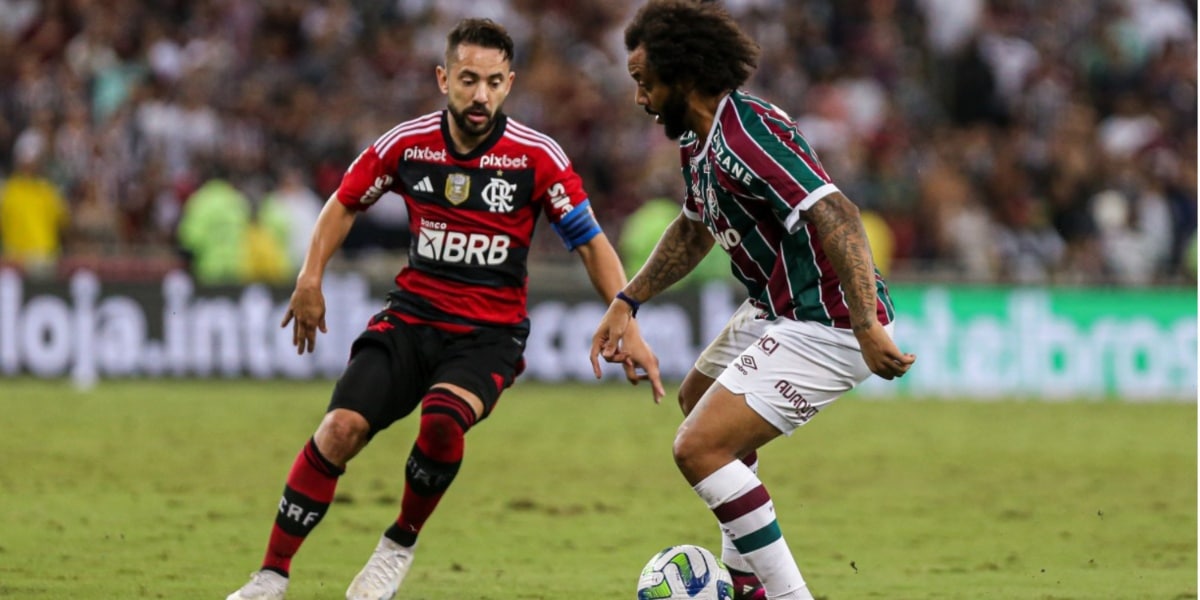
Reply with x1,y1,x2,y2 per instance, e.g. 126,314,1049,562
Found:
281,284,327,354
855,321,915,380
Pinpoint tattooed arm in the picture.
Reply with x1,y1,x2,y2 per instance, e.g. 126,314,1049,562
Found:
622,214,716,303
806,192,915,379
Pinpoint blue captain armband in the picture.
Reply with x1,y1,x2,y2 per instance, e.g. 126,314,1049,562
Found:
551,199,603,250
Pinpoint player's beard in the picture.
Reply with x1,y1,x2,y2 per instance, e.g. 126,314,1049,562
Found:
448,102,496,137
656,88,690,140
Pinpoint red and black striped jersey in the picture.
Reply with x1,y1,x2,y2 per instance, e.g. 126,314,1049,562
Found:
337,110,598,330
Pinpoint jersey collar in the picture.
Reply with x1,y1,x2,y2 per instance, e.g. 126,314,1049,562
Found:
441,110,509,162
691,92,733,163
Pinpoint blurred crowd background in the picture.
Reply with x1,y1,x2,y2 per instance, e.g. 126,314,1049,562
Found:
0,0,1195,287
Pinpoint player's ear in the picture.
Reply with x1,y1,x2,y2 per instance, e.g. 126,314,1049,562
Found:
436,65,449,94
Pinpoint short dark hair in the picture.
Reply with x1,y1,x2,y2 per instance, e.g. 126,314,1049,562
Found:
445,18,515,65
624,0,759,95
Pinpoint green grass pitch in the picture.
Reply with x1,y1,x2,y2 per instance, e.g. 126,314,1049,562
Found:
1,378,1194,599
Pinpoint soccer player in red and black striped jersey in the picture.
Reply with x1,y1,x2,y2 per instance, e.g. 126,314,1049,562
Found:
590,2,916,600
228,18,662,600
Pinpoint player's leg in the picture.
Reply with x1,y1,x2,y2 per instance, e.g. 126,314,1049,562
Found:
674,385,804,599
346,326,523,600
677,319,879,600
683,300,769,598
229,313,424,600
228,340,403,597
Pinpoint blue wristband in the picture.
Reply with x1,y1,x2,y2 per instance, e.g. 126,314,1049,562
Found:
615,291,641,317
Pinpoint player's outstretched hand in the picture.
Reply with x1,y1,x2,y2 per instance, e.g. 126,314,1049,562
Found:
619,320,665,403
590,300,633,373
590,300,665,403
855,320,915,380
281,283,327,355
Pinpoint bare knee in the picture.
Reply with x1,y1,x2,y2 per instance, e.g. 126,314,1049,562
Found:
672,425,714,482
314,409,371,465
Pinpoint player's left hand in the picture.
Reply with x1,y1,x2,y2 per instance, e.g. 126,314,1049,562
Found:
855,320,915,380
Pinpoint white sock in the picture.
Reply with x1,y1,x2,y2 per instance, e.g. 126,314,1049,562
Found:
720,454,758,573
693,461,812,600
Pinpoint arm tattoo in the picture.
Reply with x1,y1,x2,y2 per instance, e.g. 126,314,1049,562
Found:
625,216,714,302
806,192,879,332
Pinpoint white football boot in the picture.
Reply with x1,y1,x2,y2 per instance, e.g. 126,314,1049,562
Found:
345,536,416,600
227,569,288,600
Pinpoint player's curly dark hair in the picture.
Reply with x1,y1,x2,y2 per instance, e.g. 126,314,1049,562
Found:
624,0,759,95
446,18,514,64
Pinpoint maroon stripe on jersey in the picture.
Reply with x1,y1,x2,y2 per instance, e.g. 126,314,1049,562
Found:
713,161,758,198
721,107,824,202
738,100,832,184
875,274,893,326
713,484,770,523
804,223,850,326
766,261,795,318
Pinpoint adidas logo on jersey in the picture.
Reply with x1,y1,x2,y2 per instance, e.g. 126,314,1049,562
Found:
413,177,434,193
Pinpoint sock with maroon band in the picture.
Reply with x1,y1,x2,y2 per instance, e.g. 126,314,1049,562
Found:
722,452,761,576
694,460,813,600
386,389,477,547
262,437,345,576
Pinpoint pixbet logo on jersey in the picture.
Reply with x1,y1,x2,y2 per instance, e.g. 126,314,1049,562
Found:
479,153,529,169
404,146,448,162
416,219,510,265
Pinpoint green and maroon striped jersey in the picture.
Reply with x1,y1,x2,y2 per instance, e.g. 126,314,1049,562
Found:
679,90,894,329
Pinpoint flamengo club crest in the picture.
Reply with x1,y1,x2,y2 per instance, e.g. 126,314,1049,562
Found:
445,173,471,205
481,177,517,213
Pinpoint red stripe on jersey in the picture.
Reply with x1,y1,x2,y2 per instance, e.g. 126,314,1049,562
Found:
394,268,528,326
388,309,476,334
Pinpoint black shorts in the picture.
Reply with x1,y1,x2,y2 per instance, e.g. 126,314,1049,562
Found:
328,309,527,433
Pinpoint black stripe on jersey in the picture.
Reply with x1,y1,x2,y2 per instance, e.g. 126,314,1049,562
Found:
407,245,530,288
399,162,537,214
442,112,508,162
385,291,532,335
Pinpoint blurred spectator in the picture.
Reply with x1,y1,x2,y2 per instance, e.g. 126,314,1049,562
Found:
0,127,68,277
860,209,895,277
241,205,290,285
259,165,323,276
0,0,1193,286
176,170,250,284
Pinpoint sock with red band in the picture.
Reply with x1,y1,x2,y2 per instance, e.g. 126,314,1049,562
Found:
386,389,477,547
262,437,344,576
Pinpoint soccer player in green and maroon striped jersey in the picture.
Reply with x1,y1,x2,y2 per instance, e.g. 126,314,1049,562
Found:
590,2,916,599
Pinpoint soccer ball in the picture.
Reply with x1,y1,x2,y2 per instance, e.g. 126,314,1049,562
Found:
636,545,734,599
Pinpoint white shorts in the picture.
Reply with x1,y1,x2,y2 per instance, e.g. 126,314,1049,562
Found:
694,299,771,379
715,319,893,435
